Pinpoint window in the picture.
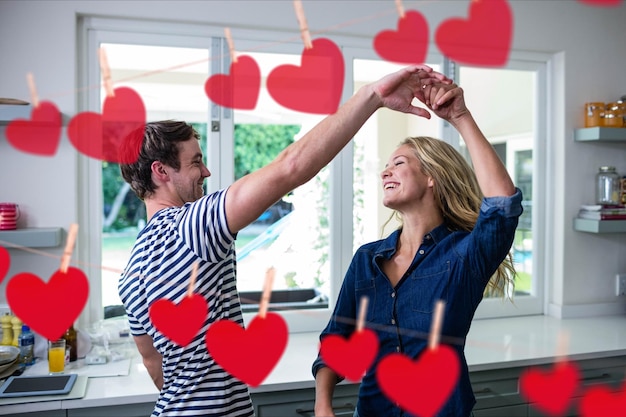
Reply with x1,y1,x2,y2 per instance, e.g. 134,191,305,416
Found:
99,43,211,311
455,63,546,317
78,17,547,329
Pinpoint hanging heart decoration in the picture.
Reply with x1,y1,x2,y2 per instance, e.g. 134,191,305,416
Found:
204,55,262,110
320,329,379,382
205,312,288,387
377,345,460,417
149,294,209,347
6,101,62,156
435,0,513,67
266,38,344,115
67,87,145,163
6,266,90,340
579,382,626,417
0,247,9,284
519,360,581,416
373,10,430,65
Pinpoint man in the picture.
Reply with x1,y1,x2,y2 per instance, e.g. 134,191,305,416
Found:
118,65,450,417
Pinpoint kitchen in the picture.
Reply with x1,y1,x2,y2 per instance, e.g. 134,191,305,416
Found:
1,0,626,416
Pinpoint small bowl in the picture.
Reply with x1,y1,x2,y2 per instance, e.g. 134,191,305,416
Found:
0,346,19,366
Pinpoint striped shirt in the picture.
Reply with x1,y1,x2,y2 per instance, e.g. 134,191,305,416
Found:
118,189,254,417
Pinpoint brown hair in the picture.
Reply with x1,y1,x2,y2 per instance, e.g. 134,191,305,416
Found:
120,120,199,200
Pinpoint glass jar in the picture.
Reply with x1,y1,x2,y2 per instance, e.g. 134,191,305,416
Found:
602,101,624,127
606,101,625,127
602,110,622,127
596,166,621,205
585,102,605,127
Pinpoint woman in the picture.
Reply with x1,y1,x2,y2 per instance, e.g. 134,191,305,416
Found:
312,81,523,417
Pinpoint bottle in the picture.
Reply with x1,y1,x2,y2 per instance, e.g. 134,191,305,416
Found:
596,166,621,205
0,314,13,346
11,316,22,347
17,325,35,367
62,324,78,362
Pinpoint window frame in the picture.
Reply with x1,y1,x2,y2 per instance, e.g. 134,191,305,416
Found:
77,16,549,331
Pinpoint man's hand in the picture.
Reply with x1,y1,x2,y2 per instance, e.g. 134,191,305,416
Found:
370,65,452,118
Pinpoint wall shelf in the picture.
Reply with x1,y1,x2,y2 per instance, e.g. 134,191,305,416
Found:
0,104,32,125
0,227,63,248
573,218,626,233
574,127,626,142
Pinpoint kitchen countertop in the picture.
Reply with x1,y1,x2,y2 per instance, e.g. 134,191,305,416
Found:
2,314,626,415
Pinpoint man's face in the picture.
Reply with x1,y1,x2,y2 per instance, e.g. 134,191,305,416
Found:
168,139,211,203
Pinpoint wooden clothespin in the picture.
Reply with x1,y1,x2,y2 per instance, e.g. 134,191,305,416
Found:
428,300,446,350
356,296,369,332
395,0,405,19
224,27,237,64
26,73,39,108
98,47,115,98
59,223,79,274
187,262,199,298
555,330,570,364
293,0,313,49
259,267,276,319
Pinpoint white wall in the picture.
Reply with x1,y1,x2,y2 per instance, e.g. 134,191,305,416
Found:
1,0,625,321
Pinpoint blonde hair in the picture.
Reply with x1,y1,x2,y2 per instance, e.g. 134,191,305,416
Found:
384,136,516,299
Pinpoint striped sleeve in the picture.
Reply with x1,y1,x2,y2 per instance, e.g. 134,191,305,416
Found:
178,189,235,262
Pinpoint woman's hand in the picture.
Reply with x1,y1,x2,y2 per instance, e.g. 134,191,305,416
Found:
417,81,471,125
370,65,452,118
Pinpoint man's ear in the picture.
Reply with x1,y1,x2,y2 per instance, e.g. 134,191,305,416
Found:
151,161,169,183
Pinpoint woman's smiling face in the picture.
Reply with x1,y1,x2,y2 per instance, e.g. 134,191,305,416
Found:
380,144,433,210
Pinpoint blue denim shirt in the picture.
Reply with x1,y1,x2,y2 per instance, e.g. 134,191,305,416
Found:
313,189,523,417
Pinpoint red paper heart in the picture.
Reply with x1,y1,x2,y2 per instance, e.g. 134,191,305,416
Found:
149,294,208,347
519,361,580,416
67,87,145,163
377,345,460,417
0,247,9,284
373,10,429,65
578,0,622,6
204,55,261,110
6,101,62,156
320,329,379,382
6,267,89,340
579,382,626,417
266,38,344,115
435,0,513,67
205,312,288,387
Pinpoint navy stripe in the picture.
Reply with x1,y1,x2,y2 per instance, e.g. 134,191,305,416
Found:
118,189,252,416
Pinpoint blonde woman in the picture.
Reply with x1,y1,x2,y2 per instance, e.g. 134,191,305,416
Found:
313,81,522,417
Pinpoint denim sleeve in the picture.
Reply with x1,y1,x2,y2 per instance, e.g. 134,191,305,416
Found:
311,259,359,379
467,187,524,288
480,188,523,218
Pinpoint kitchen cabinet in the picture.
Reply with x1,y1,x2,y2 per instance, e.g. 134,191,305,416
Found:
527,355,626,416
248,355,626,417
573,127,626,234
474,404,528,417
252,384,357,417
66,403,155,417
